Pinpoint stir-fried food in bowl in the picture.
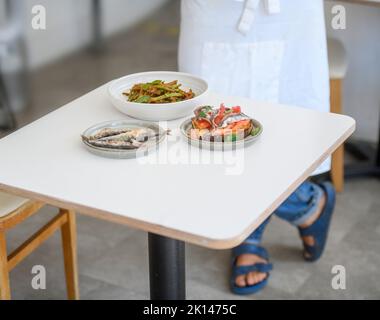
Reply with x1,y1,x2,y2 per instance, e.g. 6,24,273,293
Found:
108,71,208,120
123,80,195,104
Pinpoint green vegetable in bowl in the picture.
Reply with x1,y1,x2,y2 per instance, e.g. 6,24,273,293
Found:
123,80,195,104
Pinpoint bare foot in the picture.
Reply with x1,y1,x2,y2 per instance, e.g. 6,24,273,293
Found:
235,254,268,287
298,191,326,258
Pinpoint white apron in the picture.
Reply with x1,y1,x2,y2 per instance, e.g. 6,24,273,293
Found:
178,0,330,174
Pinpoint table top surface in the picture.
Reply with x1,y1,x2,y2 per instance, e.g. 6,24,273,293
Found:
0,85,355,249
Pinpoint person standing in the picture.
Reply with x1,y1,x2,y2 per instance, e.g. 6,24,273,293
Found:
178,0,336,295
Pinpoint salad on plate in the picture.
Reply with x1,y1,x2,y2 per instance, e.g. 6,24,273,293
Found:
189,104,260,142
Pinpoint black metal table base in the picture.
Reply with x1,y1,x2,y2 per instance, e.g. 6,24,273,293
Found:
148,233,186,300
0,73,17,132
345,163,380,178
91,0,104,53
345,140,380,178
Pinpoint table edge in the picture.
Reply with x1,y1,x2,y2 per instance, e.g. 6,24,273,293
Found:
0,118,355,249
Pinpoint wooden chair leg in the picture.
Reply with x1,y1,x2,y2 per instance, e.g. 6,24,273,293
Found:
0,231,11,300
60,209,79,300
330,78,344,192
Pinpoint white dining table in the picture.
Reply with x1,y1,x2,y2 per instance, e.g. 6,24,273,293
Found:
0,85,355,299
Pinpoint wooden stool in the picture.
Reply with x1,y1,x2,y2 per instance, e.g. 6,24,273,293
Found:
0,192,79,300
328,38,348,192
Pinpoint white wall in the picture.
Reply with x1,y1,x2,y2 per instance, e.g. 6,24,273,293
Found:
24,0,92,69
325,1,380,142
22,0,168,69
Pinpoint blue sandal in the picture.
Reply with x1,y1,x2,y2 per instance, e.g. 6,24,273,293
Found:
298,182,336,262
230,244,273,295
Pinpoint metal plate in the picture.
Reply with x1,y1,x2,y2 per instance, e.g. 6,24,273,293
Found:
81,120,166,159
180,118,263,151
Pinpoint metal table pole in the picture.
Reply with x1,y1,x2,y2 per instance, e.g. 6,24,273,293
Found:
91,0,104,52
0,73,16,131
148,233,186,300
345,106,380,178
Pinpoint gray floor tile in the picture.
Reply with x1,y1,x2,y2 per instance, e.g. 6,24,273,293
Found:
79,229,150,296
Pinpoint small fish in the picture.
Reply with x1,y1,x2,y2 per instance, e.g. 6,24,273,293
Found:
83,127,158,150
98,132,135,142
88,127,132,140
87,139,143,149
219,113,251,128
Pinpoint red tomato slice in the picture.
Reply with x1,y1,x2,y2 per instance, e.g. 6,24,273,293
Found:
231,106,241,113
214,104,227,126
219,103,226,114
227,120,251,131
194,119,212,130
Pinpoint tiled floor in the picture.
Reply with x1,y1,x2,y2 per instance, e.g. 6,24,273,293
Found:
2,0,380,299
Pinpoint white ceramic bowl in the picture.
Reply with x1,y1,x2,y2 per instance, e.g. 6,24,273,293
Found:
108,71,209,121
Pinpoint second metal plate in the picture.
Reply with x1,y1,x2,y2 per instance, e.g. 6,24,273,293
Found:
180,118,263,151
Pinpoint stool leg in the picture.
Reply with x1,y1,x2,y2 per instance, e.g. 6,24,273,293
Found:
60,209,79,300
330,78,344,192
0,231,11,300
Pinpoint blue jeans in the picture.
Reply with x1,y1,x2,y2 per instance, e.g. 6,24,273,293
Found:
244,181,324,245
